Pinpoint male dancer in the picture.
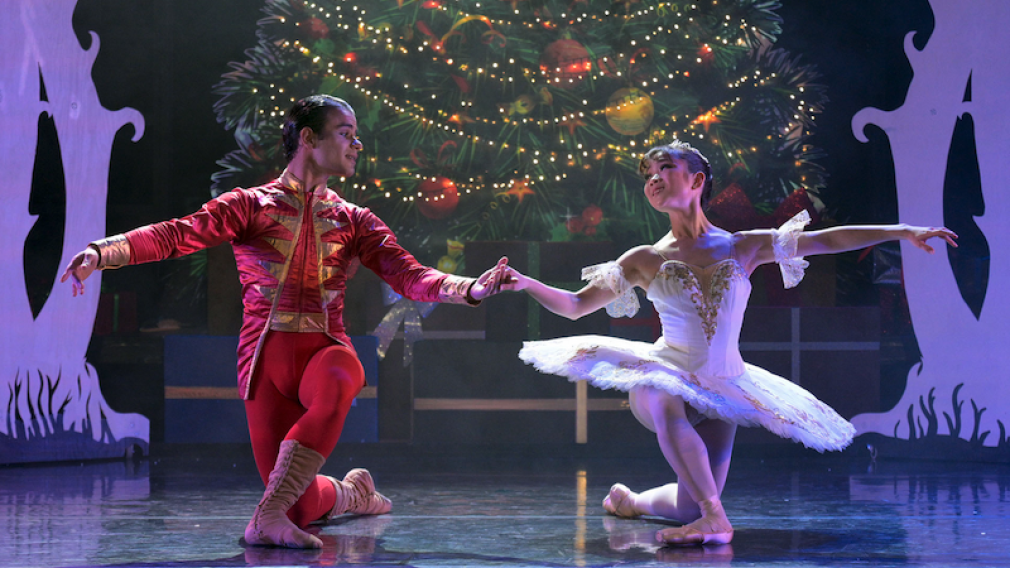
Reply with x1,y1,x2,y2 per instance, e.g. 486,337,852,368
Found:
62,95,507,548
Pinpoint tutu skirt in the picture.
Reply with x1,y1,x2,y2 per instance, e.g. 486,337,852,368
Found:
520,335,855,452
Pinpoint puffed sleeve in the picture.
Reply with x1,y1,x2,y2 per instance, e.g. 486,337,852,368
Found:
772,210,812,289
582,261,639,317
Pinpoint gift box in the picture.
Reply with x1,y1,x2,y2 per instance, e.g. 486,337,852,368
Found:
466,241,617,341
162,335,379,443
736,306,880,446
410,339,653,446
93,291,138,335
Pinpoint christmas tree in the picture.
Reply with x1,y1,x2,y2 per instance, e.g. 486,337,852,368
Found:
213,0,825,259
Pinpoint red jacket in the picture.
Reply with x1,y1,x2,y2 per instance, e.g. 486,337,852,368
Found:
94,171,476,399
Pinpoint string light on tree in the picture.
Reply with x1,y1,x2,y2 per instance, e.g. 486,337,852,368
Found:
213,0,827,259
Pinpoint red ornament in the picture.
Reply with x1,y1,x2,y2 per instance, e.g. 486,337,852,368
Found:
539,39,591,89
697,43,714,65
582,205,603,226
565,217,585,234
417,177,459,219
307,17,329,39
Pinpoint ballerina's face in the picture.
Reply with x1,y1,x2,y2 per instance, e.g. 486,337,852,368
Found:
642,152,707,211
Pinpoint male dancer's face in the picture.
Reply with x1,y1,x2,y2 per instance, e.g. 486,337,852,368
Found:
308,108,362,178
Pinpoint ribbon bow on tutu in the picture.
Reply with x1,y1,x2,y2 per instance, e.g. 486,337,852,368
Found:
371,282,437,366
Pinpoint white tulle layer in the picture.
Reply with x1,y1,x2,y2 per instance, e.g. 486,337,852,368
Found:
519,335,855,452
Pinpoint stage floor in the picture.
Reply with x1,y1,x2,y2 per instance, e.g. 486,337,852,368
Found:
2,445,1008,568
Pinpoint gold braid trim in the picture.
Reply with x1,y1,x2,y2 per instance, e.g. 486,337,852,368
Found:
89,235,131,270
439,275,480,306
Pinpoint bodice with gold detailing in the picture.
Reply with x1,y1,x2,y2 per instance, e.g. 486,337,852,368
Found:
646,258,751,377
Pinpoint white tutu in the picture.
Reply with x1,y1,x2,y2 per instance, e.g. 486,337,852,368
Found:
518,212,855,453
520,335,855,452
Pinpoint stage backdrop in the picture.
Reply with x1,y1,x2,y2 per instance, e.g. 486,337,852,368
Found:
2,0,1009,462
849,0,1010,452
0,0,148,463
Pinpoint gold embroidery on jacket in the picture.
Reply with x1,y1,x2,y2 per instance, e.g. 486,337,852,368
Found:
270,312,327,332
266,211,300,237
264,237,293,258
321,289,341,305
318,241,344,259
313,200,347,236
254,284,278,304
319,265,342,284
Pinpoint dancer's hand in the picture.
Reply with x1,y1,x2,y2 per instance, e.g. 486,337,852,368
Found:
468,256,509,301
906,226,958,254
499,265,535,292
59,247,100,297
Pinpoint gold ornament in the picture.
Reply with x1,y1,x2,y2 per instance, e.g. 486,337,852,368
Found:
605,88,654,136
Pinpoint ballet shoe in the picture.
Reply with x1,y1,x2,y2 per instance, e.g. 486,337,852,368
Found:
244,440,325,549
656,497,733,546
343,468,393,515
324,468,392,519
602,483,644,518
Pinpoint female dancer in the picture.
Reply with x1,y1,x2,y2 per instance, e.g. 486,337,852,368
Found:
501,140,956,546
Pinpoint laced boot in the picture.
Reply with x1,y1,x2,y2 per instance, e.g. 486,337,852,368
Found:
244,440,325,549
656,497,733,546
323,468,392,519
602,483,646,518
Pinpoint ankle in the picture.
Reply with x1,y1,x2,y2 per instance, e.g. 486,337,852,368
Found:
629,493,653,516
698,496,723,512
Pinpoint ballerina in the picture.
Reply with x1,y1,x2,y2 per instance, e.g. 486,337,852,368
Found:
501,139,956,546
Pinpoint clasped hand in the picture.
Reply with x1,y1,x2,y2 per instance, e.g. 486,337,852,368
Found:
468,256,511,301
497,265,531,292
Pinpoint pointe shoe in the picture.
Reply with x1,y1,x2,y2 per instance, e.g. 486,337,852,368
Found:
324,468,392,519
656,497,733,546
245,440,325,549
602,483,644,518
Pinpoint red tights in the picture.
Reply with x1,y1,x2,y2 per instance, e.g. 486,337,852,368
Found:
244,331,364,528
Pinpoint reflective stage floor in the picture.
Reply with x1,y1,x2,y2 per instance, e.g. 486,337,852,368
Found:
2,445,1009,567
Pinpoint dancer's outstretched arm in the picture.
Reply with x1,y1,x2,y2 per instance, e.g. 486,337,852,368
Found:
501,267,616,320
737,223,958,271
502,246,656,319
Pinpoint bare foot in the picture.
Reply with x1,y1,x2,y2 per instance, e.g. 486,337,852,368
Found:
602,483,645,518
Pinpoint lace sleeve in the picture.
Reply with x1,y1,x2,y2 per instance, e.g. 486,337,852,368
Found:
581,261,639,317
772,210,812,289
